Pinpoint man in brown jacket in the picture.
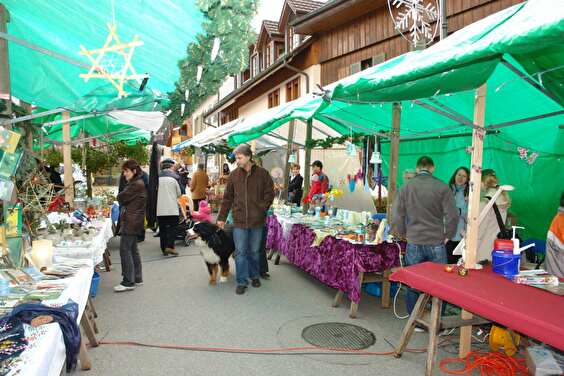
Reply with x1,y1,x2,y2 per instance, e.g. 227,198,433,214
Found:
217,144,274,295
190,163,209,211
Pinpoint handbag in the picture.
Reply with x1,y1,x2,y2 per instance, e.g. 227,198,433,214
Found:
489,198,517,241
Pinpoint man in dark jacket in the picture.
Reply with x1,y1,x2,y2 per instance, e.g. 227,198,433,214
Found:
115,159,147,292
217,144,274,295
391,156,458,315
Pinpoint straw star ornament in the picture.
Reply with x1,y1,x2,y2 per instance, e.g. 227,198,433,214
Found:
79,23,148,98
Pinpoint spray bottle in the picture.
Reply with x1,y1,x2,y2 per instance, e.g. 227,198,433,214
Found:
512,226,535,255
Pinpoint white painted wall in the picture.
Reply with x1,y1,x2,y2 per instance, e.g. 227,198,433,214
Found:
218,76,236,100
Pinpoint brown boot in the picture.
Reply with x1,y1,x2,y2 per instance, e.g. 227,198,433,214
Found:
165,248,178,256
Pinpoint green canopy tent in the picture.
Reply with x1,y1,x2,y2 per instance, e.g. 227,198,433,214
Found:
1,0,203,110
0,0,203,201
219,0,563,241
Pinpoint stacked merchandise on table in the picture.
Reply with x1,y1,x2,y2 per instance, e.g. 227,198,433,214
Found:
0,259,90,374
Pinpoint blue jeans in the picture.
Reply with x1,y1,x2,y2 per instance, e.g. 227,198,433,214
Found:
233,227,264,286
404,243,447,315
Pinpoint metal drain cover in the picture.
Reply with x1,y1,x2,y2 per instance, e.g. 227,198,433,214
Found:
301,322,376,350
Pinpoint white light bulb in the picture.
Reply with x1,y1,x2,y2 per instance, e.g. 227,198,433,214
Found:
196,65,203,83
211,37,221,62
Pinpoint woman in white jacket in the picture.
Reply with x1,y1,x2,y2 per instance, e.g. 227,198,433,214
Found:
476,169,512,262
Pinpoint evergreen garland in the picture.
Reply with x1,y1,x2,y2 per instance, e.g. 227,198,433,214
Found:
306,134,365,149
167,0,258,125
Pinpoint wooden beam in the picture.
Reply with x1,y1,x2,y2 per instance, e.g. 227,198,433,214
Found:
459,84,487,358
386,102,401,219
283,120,295,197
62,112,74,204
0,4,12,121
302,119,313,212
465,84,487,269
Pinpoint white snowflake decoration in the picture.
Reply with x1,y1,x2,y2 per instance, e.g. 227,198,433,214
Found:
388,0,440,47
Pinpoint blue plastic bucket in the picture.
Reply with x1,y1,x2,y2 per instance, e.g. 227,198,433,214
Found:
90,272,101,298
364,282,399,297
492,250,520,279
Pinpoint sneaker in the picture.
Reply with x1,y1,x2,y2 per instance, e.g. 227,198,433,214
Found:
135,281,144,286
414,326,426,333
251,279,261,288
153,232,160,237
114,284,135,292
235,285,247,295
260,272,271,280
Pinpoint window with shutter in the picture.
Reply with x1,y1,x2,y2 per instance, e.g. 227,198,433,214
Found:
371,53,386,66
350,62,361,74
286,78,300,102
268,89,280,108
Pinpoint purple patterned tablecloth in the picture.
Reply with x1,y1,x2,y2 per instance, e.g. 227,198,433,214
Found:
266,215,402,303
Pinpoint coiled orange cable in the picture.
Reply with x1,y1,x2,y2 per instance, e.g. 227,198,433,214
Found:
439,351,529,376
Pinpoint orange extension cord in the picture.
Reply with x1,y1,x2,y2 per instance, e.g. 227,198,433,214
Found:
439,351,529,376
98,339,427,355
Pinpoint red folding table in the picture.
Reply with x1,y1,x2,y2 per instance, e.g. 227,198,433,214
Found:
390,262,564,375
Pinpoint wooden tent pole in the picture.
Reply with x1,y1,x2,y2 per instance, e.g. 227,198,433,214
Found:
0,4,12,121
459,83,487,358
386,102,401,220
62,111,74,204
283,120,295,198
302,119,313,212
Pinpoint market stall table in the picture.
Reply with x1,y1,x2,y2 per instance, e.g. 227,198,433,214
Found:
266,214,402,318
8,261,98,376
390,262,564,375
52,218,114,270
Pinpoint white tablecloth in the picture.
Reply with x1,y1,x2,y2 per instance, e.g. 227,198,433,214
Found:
53,218,114,265
9,262,93,376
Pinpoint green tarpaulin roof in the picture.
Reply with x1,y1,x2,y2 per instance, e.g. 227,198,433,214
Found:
3,0,203,110
215,0,563,239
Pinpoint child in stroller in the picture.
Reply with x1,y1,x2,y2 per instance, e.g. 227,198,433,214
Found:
176,194,195,246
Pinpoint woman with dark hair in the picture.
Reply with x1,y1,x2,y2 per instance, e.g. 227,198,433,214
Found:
445,166,470,264
287,163,303,206
115,159,147,292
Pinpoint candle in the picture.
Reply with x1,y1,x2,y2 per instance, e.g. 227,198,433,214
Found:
31,240,53,270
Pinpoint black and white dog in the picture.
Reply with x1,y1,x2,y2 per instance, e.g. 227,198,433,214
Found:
188,222,235,285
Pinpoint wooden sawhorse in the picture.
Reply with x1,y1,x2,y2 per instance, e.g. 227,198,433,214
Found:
394,293,489,375
78,297,100,371
332,269,393,318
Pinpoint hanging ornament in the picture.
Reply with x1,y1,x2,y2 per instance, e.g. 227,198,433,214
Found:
347,174,356,192
527,152,539,165
388,0,439,47
372,172,388,186
211,37,221,62
370,151,382,164
181,103,186,117
165,110,172,117
288,153,297,163
79,23,148,98
354,169,364,182
518,147,528,160
345,140,357,157
196,65,204,83
185,89,190,101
